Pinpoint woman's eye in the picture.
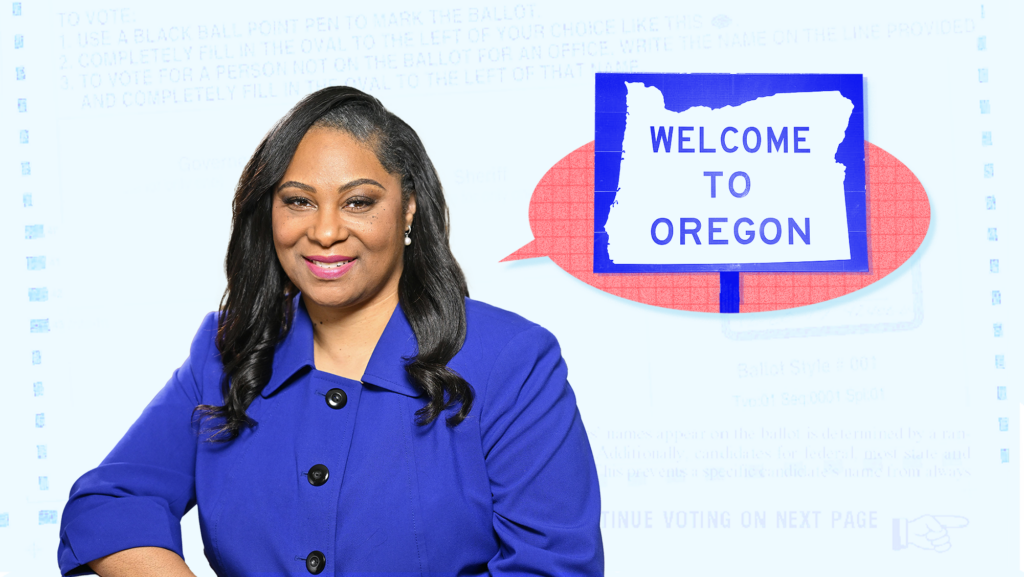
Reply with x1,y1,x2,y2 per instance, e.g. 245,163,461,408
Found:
284,196,313,208
345,197,375,210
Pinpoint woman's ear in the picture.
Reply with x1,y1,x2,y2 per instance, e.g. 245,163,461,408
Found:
405,192,417,228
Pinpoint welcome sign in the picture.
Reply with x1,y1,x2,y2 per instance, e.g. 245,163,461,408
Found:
594,73,867,273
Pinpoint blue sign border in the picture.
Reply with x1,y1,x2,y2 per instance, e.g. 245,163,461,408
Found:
594,73,867,273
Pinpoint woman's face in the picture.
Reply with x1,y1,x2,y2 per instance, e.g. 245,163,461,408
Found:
272,127,414,311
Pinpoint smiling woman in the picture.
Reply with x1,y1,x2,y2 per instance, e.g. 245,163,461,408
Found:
57,86,603,577
271,129,415,381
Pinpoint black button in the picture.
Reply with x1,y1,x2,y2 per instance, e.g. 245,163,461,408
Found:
307,464,329,486
325,388,347,409
305,550,326,574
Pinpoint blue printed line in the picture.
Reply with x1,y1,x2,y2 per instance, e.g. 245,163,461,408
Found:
976,18,1004,443
17,98,26,112
38,476,48,491
0,513,8,527
16,66,25,80
32,381,43,396
12,2,21,16
38,511,57,525
29,318,49,333
27,255,45,270
23,193,32,207
20,129,28,143
25,224,43,239
28,287,48,302
36,445,46,459
14,34,23,48
34,413,44,427
21,161,30,175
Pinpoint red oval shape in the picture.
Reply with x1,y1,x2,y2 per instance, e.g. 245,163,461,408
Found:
502,142,930,313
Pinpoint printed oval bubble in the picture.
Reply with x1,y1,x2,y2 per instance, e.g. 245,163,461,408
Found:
502,142,930,313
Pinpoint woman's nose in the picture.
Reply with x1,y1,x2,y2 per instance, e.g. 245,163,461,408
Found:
308,205,349,247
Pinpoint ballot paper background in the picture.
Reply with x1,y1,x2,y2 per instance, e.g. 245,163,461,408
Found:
0,1,1021,576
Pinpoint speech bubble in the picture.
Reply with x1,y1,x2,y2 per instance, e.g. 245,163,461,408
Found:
502,141,931,313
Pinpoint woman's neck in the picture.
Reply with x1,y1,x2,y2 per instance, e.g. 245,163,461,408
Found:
303,288,400,381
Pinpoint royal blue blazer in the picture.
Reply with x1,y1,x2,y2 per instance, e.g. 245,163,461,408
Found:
57,298,603,576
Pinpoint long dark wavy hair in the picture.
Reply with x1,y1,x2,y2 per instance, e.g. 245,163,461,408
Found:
197,86,472,440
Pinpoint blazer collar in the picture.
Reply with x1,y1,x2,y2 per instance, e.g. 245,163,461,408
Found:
261,296,422,398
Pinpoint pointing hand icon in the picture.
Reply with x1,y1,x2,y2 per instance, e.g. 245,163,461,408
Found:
893,515,969,552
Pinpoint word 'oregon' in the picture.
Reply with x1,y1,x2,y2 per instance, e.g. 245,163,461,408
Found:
651,217,811,246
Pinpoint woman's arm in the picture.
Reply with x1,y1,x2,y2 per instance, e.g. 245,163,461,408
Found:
480,326,604,576
88,547,196,577
58,313,218,575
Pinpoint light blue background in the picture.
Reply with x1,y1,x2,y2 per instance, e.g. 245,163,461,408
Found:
1,1,1021,575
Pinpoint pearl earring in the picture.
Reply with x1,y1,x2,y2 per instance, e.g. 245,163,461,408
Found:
404,225,412,246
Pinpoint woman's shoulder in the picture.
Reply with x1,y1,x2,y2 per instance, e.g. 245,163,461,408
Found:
461,297,562,361
458,299,572,431
181,310,224,403
464,297,539,330
190,310,221,358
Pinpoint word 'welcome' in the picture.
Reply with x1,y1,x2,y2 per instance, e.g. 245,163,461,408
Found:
650,126,811,154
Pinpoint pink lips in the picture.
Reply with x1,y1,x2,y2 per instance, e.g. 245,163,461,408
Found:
303,255,356,280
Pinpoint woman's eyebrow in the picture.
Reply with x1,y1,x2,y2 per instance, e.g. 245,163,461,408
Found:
277,180,316,193
276,178,385,194
338,178,385,192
